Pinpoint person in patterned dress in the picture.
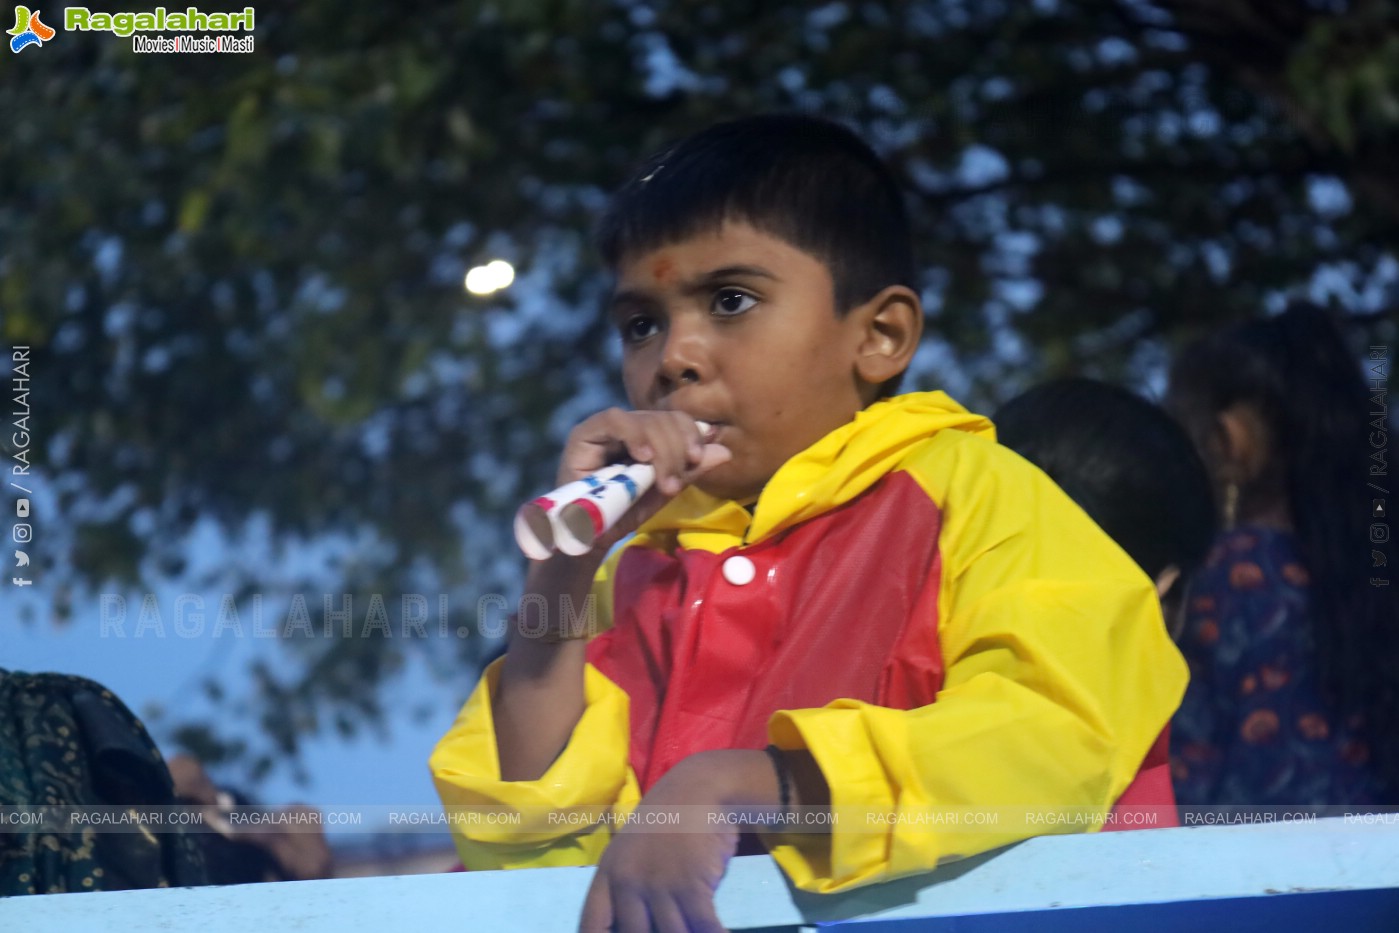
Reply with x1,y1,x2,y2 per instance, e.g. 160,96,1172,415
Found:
1165,304,1396,807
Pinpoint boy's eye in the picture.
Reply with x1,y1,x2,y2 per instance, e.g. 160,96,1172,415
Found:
620,314,660,344
712,289,757,316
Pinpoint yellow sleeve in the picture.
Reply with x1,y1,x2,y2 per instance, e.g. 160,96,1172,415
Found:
766,431,1188,892
429,549,641,870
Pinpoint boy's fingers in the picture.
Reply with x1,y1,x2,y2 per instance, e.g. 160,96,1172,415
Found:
627,414,685,496
677,413,707,463
607,413,663,467
693,443,733,475
675,889,728,933
671,443,732,491
571,410,687,472
577,874,612,933
562,409,632,478
652,413,700,492
610,890,651,933
648,897,695,933
561,409,717,496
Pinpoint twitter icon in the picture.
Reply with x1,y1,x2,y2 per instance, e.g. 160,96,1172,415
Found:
14,550,28,567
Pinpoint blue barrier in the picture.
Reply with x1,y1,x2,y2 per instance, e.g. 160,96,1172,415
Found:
3,817,1397,931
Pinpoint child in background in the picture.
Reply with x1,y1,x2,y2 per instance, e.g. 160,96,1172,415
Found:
432,115,1186,932
1166,305,1397,806
994,377,1217,629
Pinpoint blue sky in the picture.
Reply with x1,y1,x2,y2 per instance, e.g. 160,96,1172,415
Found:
4,557,467,825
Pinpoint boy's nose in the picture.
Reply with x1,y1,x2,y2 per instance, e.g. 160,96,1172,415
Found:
656,329,709,394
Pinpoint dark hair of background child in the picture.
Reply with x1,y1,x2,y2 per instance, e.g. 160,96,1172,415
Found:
994,377,1217,603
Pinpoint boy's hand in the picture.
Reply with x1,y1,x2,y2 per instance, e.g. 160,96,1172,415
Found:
559,408,731,554
576,749,827,931
496,409,727,781
578,753,749,933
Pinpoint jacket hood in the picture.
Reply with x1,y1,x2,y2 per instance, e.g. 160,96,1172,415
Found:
635,391,995,552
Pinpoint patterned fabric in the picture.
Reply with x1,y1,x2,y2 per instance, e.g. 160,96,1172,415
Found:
1170,526,1384,805
0,670,207,896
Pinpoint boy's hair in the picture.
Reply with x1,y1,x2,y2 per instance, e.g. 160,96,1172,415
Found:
595,113,918,317
994,378,1217,594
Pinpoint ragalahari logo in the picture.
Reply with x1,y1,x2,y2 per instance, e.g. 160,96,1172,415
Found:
9,5,54,52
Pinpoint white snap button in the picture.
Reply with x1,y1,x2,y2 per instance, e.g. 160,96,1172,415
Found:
722,555,756,586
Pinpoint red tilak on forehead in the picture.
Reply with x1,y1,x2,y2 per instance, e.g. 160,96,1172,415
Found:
650,256,677,284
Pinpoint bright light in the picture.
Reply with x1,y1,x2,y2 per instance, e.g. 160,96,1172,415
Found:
485,259,515,288
465,259,515,295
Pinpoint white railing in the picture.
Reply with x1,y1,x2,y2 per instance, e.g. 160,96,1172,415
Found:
3,817,1397,931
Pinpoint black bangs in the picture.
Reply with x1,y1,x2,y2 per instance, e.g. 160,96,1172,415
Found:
595,114,916,314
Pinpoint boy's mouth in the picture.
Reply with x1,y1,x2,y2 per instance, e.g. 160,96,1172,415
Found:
663,408,726,437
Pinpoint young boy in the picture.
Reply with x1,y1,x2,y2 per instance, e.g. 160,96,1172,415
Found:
431,114,1186,932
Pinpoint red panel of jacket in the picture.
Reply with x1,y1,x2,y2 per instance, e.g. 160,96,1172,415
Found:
587,472,944,790
585,470,1177,826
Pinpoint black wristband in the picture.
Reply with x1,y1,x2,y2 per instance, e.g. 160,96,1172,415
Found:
764,744,792,817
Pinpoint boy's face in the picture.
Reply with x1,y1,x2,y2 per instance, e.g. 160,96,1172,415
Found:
609,222,874,502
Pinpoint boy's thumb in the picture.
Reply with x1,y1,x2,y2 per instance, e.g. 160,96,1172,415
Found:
695,443,733,474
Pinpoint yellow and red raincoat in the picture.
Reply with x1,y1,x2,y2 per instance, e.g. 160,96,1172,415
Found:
432,392,1187,892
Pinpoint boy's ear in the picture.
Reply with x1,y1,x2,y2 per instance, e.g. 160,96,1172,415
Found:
852,285,923,388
